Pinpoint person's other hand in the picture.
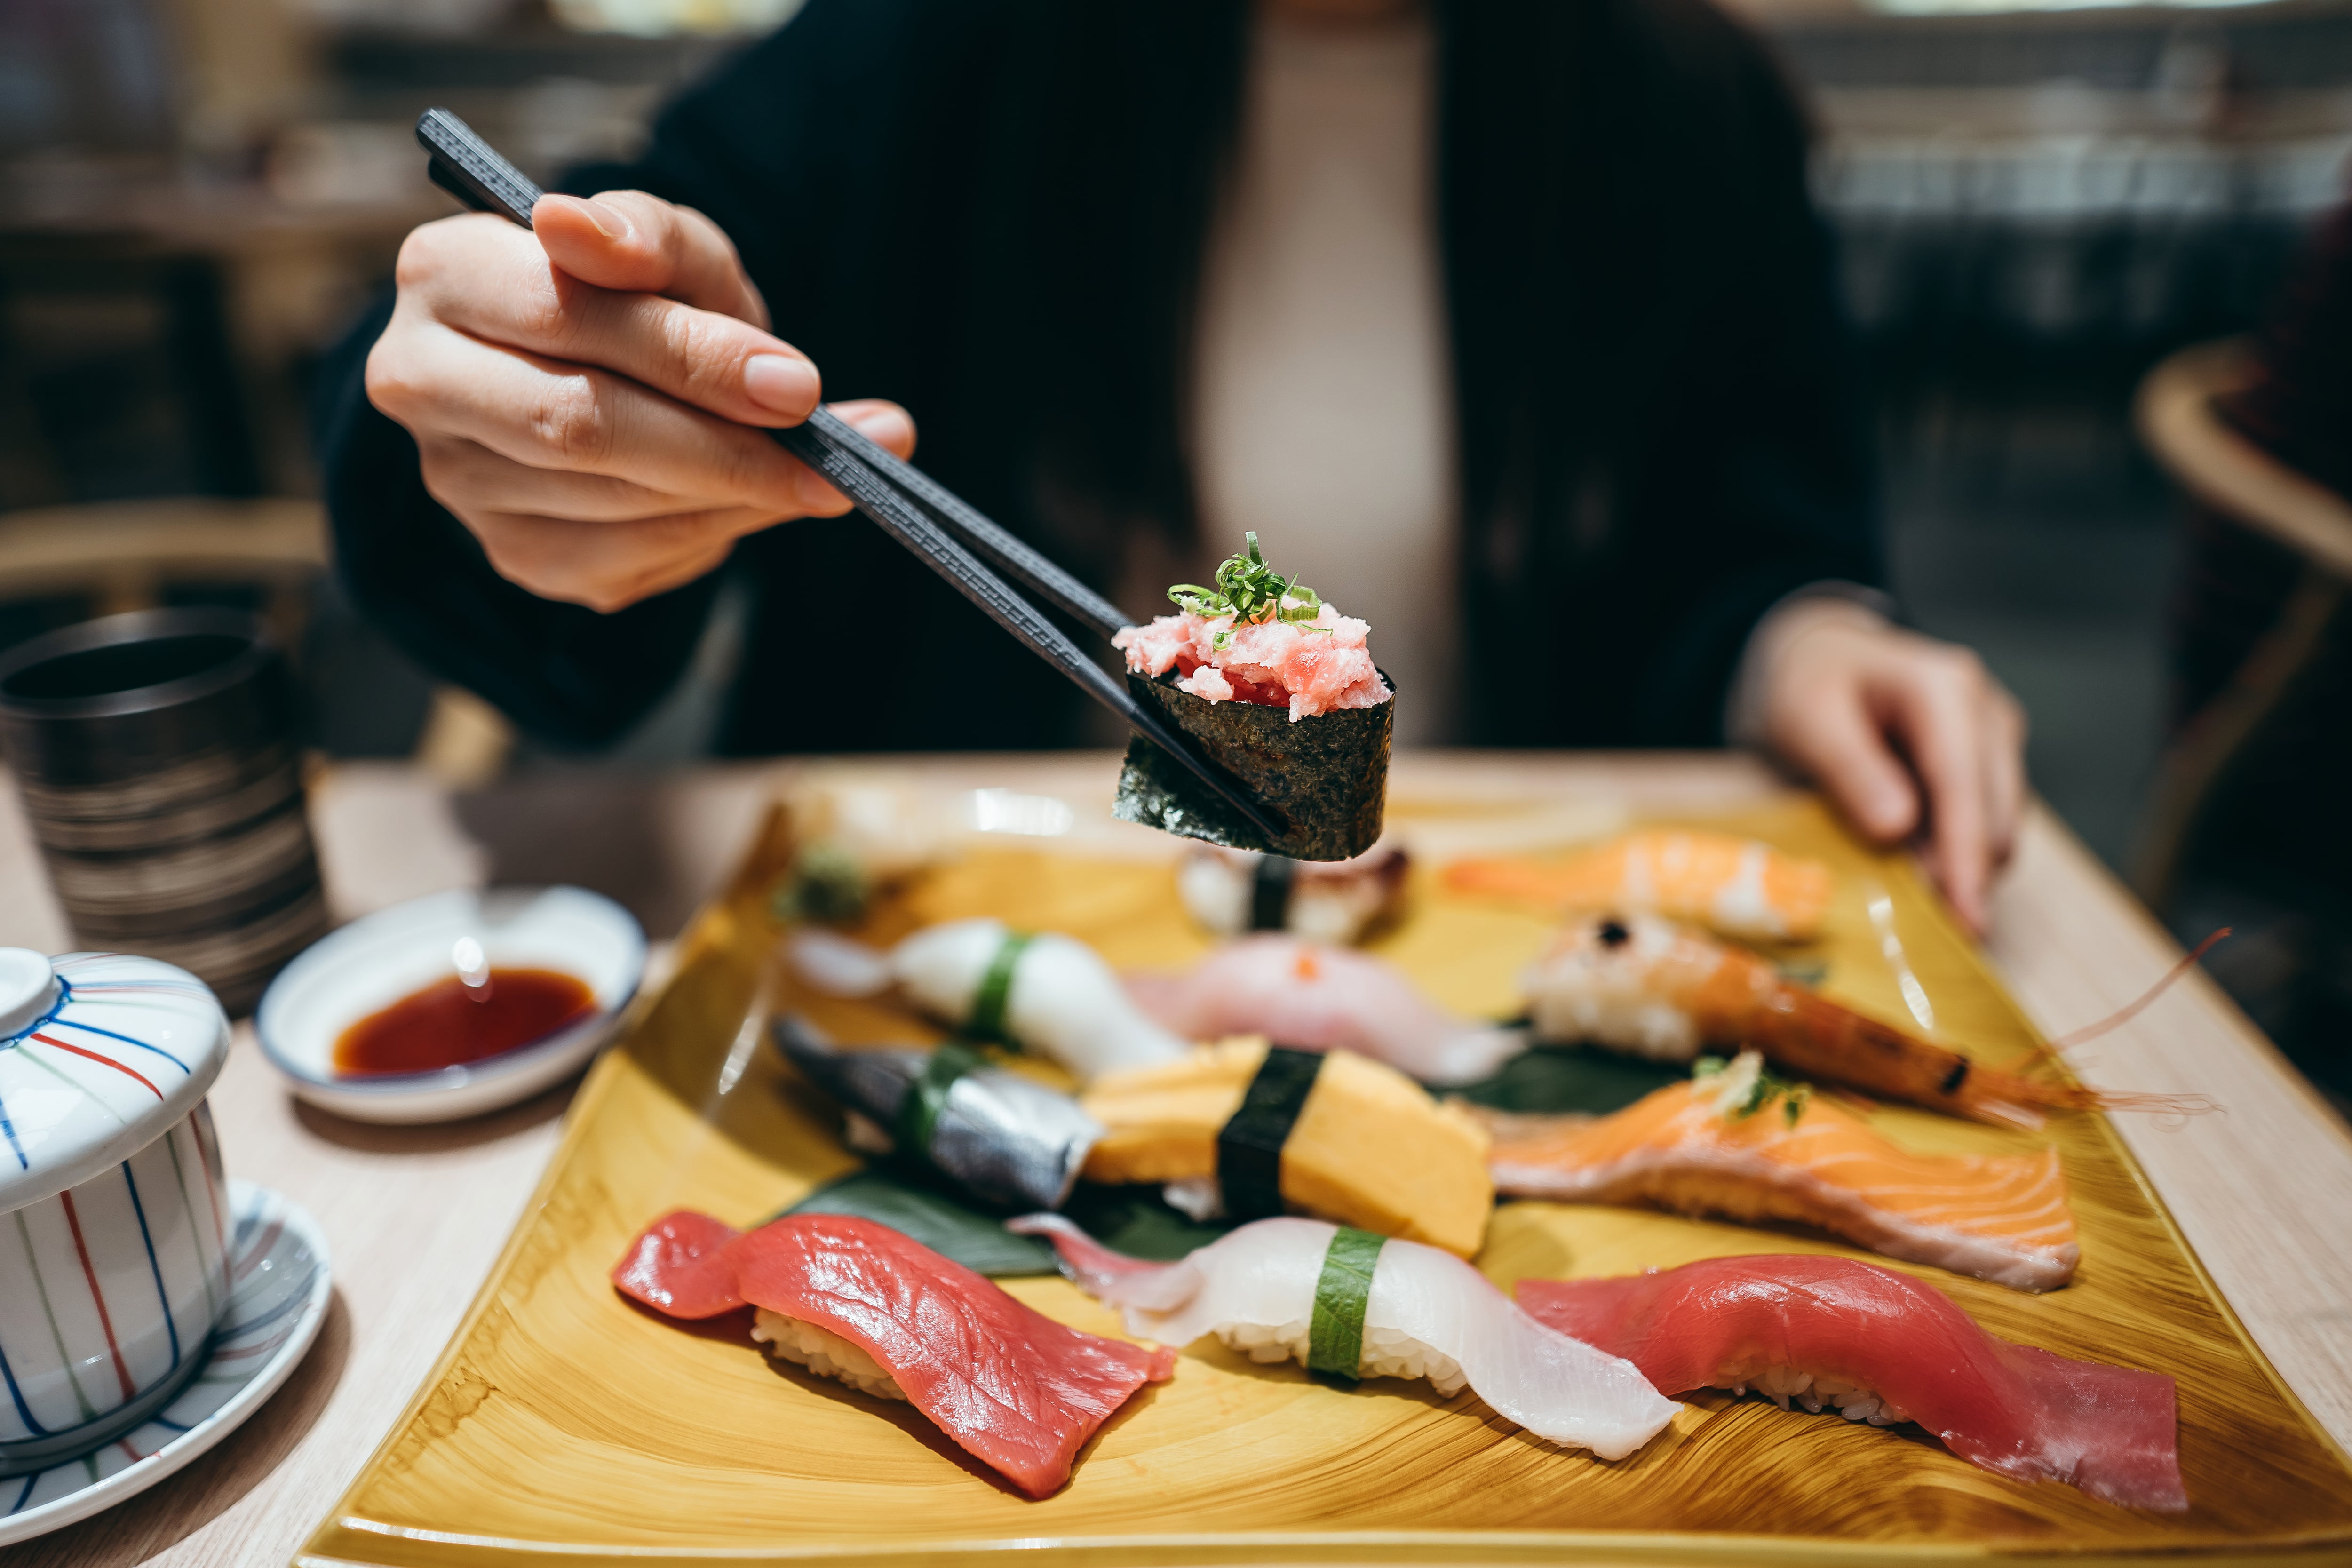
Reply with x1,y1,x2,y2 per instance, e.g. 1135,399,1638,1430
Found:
366,191,914,612
1757,606,2027,937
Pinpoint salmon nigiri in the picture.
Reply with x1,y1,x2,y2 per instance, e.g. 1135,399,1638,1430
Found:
1518,1255,2184,1511
613,1211,1174,1497
1446,829,1836,941
1479,1052,2080,1291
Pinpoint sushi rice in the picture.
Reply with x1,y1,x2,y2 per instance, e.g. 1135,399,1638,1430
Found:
1732,1362,1907,1425
751,1308,907,1401
1220,1316,1470,1395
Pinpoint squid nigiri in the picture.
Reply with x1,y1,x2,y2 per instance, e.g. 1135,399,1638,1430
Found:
1480,1051,2080,1291
1446,829,1836,942
789,917,1190,1082
613,1210,1173,1498
1518,1254,2185,1511
1523,911,2098,1128
1009,1213,1676,1460
1123,935,1526,1087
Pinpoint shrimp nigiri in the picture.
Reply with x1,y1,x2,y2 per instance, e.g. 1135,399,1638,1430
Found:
1518,1254,2185,1510
1523,911,2096,1128
1010,1213,1677,1460
1123,935,1527,1086
1446,829,1836,942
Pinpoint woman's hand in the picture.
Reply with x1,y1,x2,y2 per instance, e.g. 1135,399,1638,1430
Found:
365,190,914,613
1756,605,2028,937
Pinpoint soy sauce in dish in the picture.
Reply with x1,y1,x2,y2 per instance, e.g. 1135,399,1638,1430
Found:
333,968,596,1076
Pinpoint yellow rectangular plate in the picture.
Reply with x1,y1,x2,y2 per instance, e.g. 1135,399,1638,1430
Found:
299,792,2352,1567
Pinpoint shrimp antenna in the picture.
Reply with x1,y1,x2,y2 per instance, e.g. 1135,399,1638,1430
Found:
2046,928,2231,1051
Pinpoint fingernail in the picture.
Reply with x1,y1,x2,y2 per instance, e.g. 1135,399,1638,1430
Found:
581,198,633,242
745,354,820,414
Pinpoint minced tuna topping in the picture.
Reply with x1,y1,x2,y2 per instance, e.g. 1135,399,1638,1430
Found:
1112,533,1390,722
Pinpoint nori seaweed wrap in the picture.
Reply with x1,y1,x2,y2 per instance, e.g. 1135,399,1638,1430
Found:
1113,669,1392,860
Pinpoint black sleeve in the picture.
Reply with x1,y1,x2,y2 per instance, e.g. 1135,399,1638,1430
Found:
1620,21,1882,744
310,0,940,748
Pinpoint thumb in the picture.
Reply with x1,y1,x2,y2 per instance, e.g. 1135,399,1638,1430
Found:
531,190,769,326
1775,686,1920,847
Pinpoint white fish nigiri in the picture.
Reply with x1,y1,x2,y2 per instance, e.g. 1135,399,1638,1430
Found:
1009,1214,1676,1460
1122,936,1528,1087
789,917,1190,1083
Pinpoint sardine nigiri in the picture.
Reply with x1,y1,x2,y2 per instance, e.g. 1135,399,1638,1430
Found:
1481,1052,2080,1291
1518,1254,2184,1511
1123,935,1526,1086
1010,1213,1676,1460
613,1210,1174,1498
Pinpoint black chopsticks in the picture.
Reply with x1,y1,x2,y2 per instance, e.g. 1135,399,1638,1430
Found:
411,110,1284,845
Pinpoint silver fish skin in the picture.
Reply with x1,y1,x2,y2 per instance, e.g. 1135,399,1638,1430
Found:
772,1015,1102,1211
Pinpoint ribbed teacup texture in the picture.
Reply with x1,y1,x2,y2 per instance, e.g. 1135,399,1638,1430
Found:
0,611,329,1014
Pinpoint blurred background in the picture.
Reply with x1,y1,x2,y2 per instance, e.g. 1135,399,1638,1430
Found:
3,0,2349,1084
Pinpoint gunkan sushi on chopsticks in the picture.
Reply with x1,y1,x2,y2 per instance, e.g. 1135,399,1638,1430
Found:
613,1210,1174,1498
788,917,1190,1083
1111,534,1393,862
773,1015,1103,1211
1010,1213,1677,1461
1518,1254,2185,1510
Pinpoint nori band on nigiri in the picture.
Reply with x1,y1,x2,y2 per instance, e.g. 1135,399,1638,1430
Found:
1250,855,1296,931
897,1041,983,1153
1307,1226,1387,1379
963,930,1033,1045
1113,669,1392,861
1216,1045,1326,1222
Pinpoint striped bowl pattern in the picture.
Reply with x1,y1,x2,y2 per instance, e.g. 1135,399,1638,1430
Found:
0,1103,231,1472
1,1180,328,1537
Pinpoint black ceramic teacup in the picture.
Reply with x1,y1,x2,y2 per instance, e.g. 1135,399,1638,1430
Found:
0,608,329,1014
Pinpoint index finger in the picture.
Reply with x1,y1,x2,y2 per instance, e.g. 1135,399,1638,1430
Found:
1881,657,1992,935
534,191,768,326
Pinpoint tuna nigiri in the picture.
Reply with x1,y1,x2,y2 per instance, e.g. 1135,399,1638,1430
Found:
1480,1052,2080,1291
1123,935,1526,1087
1446,829,1836,942
1011,1213,1676,1460
613,1210,1174,1498
1518,1254,2184,1511
789,917,1190,1082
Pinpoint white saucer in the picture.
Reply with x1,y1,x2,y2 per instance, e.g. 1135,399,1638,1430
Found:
256,886,645,1124
0,1180,333,1544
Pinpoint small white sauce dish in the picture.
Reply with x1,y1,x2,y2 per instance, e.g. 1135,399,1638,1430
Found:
255,887,645,1125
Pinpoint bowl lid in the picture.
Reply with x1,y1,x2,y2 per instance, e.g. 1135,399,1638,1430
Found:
0,949,231,1215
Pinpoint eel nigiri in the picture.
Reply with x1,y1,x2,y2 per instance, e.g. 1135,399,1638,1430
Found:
1010,1213,1676,1461
789,917,1190,1082
1123,935,1526,1087
1081,1038,1495,1257
1518,1254,2185,1511
1522,911,2098,1128
1480,1052,2079,1291
773,1015,1102,1211
1446,829,1836,942
1176,844,1410,946
613,1210,1174,1498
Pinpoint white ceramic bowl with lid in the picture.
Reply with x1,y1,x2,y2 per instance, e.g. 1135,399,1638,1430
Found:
0,949,232,1477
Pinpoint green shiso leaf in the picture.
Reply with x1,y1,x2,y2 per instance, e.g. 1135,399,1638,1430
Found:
1307,1226,1386,1379
1060,1184,1234,1260
1446,1042,1684,1116
776,1170,1058,1277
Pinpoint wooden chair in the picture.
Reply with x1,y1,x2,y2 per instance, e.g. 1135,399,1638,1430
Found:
0,497,514,785
2130,338,2352,908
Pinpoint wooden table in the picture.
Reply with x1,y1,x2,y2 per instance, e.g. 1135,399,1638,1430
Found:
4,752,2349,1566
